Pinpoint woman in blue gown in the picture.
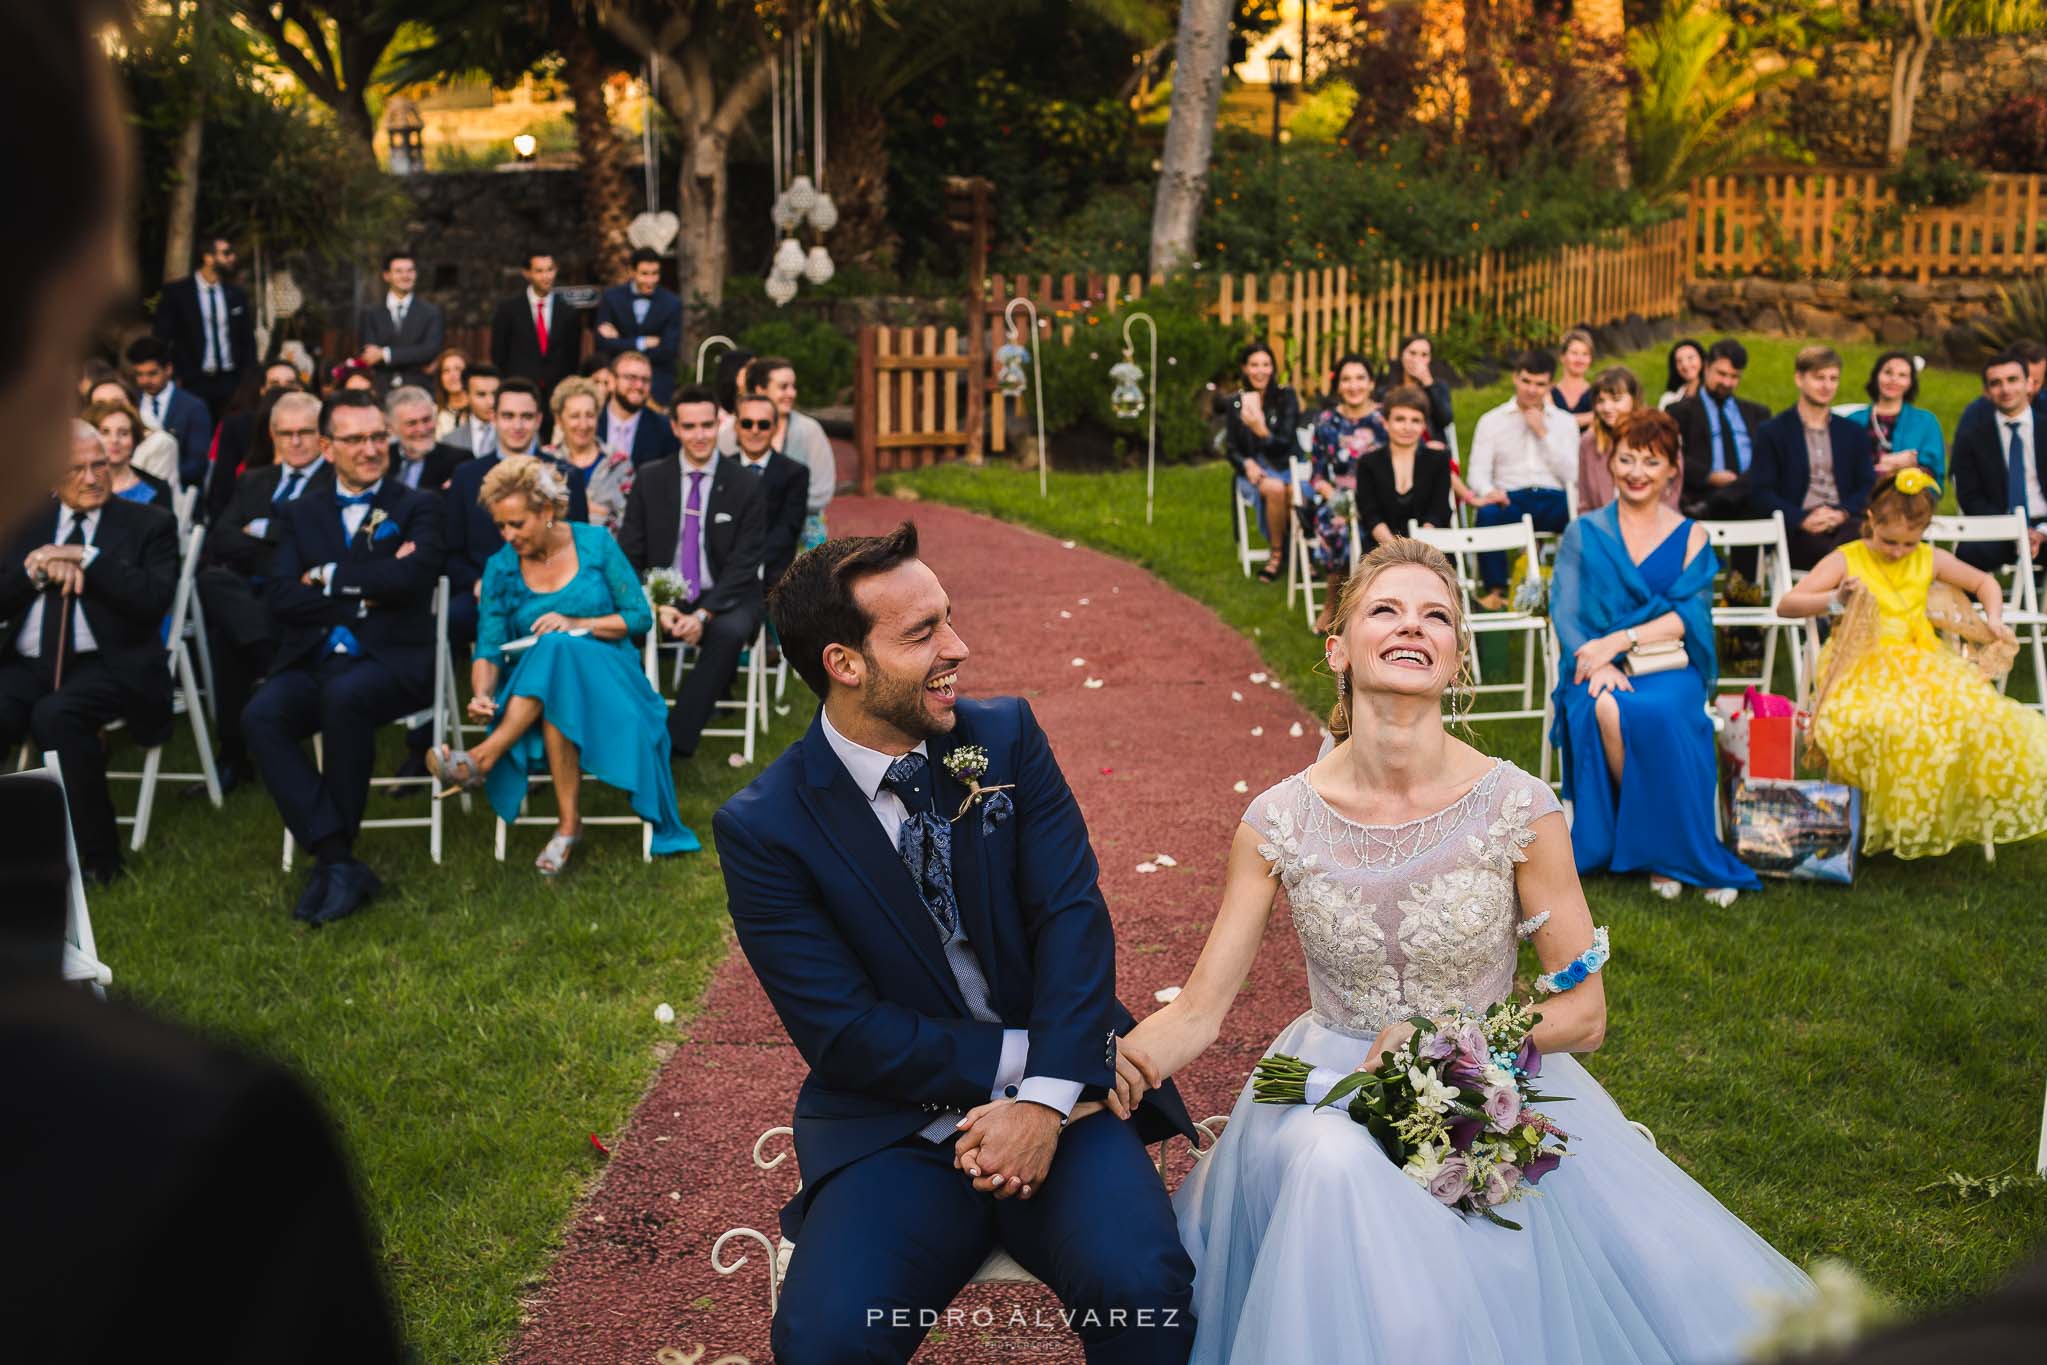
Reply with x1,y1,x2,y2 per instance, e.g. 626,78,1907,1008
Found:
1551,409,1758,902
427,455,698,872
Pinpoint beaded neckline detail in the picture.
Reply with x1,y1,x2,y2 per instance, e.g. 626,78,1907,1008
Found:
1289,761,1507,872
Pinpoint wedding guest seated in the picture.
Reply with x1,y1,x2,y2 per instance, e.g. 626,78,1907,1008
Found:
1750,345,1873,570
198,391,329,791
1227,341,1303,582
1353,383,1452,554
728,390,810,589
596,349,679,469
1845,350,1944,484
1671,338,1770,523
429,346,469,440
241,392,445,925
1552,327,1597,432
549,376,632,532
1384,332,1456,444
1953,349,2047,572
1957,337,2047,437
424,456,697,872
1658,337,1704,411
202,361,302,518
86,373,183,494
1467,348,1578,606
617,387,767,763
442,363,500,456
1304,353,1387,625
727,355,837,550
1550,409,1758,903
84,399,172,507
0,423,179,884
385,385,468,493
125,337,212,491
1577,367,1675,514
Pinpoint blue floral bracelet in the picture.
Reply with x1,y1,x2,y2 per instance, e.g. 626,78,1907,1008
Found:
1535,926,1610,995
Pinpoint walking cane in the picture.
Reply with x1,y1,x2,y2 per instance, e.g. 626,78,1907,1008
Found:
51,584,71,692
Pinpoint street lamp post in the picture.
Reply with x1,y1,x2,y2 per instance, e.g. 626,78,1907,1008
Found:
1267,43,1294,255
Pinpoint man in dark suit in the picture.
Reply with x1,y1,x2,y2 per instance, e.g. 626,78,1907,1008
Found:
197,391,331,789
1671,337,1771,522
385,384,469,492
152,232,254,422
1749,345,1874,570
489,249,582,408
596,348,679,468
714,522,1196,1364
126,336,214,490
618,387,768,760
241,392,445,925
729,390,810,589
441,363,501,459
0,423,179,884
356,250,444,393
594,247,682,405
1952,349,2047,572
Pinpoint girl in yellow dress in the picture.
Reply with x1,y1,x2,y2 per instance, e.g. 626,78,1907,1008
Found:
1778,468,2047,858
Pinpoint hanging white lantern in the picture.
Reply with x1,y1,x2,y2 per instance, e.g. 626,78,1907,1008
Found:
1109,355,1146,419
765,271,799,307
773,237,806,278
771,191,801,232
802,244,835,285
784,173,818,218
995,342,1031,398
807,191,838,233
267,269,304,319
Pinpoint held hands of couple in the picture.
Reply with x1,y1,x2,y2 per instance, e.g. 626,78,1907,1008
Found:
658,603,704,645
951,1036,1165,1198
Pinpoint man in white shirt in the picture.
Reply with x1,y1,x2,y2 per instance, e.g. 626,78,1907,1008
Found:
1466,348,1580,604
1956,349,2047,572
489,249,582,407
357,250,445,392
444,365,501,457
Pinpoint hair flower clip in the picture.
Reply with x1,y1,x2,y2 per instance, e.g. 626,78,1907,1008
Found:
1893,467,1938,498
941,745,1015,834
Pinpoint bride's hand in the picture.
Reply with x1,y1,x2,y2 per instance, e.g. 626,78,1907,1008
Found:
1359,1020,1417,1073
1108,1035,1164,1120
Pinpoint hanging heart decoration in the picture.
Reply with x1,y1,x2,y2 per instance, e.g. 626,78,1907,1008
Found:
626,211,680,252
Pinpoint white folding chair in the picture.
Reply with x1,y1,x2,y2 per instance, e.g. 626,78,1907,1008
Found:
100,522,222,851
281,578,464,869
493,776,653,863
1924,513,2047,709
646,623,769,765
1443,423,1471,530
1232,477,1271,576
8,752,111,996
1697,513,1806,698
1408,517,1555,747
1286,454,1325,629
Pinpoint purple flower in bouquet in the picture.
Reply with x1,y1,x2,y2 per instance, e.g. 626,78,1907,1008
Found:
1515,1036,1541,1078
1483,1084,1523,1132
1448,1116,1484,1152
1485,1163,1522,1205
1452,1021,1489,1063
1523,1151,1563,1185
1426,1157,1473,1206
1415,1030,1455,1063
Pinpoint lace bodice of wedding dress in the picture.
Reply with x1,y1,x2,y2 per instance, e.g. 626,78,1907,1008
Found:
1248,760,1560,1039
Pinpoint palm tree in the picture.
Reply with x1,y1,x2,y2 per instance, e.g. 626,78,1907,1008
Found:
1627,0,1809,203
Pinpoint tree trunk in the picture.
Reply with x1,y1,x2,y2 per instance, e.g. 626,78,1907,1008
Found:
565,26,634,282
826,95,895,271
164,114,204,284
679,125,731,314
1572,0,1630,188
1149,0,1234,276
1887,30,1935,166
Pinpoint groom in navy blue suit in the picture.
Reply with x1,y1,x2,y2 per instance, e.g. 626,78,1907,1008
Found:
715,522,1197,1364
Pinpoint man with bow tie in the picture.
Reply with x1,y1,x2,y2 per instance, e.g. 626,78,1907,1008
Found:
0,422,180,885
617,385,767,762
594,248,682,406
241,391,444,926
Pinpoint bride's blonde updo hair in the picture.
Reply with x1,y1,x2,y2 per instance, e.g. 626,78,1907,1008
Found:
478,453,570,519
1325,537,1472,743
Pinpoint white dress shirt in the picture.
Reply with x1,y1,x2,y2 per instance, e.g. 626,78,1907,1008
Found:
819,708,1083,1117
386,290,411,329
675,456,719,596
1466,398,1579,497
16,507,103,659
526,286,554,338
631,290,655,349
198,277,230,373
140,382,175,431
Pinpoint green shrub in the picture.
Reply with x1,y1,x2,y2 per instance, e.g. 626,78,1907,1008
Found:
735,317,858,407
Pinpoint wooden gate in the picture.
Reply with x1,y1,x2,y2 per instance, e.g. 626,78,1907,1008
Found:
853,325,970,493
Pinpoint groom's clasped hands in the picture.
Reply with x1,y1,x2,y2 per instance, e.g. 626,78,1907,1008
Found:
950,1037,1165,1199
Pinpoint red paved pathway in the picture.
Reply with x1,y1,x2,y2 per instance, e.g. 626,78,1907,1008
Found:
506,495,1325,1364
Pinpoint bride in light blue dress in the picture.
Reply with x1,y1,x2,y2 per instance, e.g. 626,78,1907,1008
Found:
1123,538,1811,1363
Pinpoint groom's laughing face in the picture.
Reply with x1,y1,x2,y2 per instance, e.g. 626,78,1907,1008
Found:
852,558,969,741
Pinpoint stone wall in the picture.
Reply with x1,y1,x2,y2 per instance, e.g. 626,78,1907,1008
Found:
1764,35,2047,166
1685,276,2013,362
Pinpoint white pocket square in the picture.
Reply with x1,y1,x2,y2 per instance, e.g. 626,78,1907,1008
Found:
714,511,733,524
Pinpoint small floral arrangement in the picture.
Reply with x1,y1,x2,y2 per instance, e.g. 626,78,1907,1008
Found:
364,507,396,543
941,744,1016,833
1509,565,1548,616
1252,999,1571,1229
643,568,688,608
1323,487,1355,523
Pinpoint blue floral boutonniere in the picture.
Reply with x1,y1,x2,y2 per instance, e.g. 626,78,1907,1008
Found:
942,745,1015,835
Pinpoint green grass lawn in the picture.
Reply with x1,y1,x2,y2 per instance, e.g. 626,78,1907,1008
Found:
885,402,2047,1312
88,709,802,1363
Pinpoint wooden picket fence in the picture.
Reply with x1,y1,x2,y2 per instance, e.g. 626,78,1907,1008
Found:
1689,171,2047,281
852,325,970,492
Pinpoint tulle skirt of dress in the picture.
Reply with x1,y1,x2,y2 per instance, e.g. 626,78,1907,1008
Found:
1174,1011,1813,1365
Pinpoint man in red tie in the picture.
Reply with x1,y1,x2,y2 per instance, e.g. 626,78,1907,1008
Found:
489,249,582,410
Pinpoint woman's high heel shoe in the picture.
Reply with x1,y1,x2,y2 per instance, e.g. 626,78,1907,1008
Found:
536,831,582,877
425,744,486,801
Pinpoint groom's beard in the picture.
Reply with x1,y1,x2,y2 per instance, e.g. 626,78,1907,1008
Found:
862,651,952,740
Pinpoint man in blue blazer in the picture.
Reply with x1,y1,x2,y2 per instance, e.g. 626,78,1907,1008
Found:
241,392,445,926
1748,345,1874,569
715,523,1197,1365
595,349,679,467
125,337,214,491
1953,349,2047,572
593,248,682,405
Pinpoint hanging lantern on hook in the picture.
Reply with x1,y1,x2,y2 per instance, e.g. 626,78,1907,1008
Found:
771,191,801,232
765,271,799,307
1109,353,1146,419
784,172,818,219
807,192,838,233
802,244,835,286
773,237,807,278
996,341,1031,399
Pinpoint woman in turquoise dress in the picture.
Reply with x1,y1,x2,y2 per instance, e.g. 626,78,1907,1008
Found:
1550,409,1758,902
426,455,698,872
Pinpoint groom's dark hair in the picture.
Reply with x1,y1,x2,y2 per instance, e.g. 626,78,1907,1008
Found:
770,520,923,699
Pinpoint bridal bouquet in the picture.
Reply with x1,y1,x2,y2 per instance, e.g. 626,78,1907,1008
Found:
1252,999,1571,1228
643,568,688,609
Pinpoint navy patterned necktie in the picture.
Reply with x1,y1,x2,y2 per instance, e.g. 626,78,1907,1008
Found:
882,751,958,942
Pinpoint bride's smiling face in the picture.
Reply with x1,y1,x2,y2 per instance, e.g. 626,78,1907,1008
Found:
1328,563,1462,699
